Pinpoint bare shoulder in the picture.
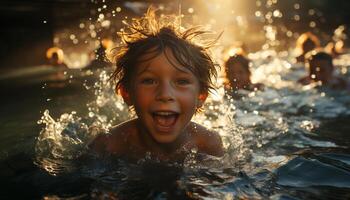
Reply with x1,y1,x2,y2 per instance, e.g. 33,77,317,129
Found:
89,119,138,155
188,122,224,157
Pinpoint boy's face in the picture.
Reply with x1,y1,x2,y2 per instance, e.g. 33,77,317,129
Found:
226,62,251,88
309,59,333,82
124,48,207,144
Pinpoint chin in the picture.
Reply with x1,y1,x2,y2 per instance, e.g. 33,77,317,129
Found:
154,137,176,144
152,134,179,144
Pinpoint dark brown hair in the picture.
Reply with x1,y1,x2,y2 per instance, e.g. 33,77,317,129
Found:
224,54,251,75
110,7,218,95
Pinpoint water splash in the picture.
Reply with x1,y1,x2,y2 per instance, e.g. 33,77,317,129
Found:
35,69,128,175
35,110,92,175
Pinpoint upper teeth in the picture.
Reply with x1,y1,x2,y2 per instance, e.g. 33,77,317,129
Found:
155,111,175,116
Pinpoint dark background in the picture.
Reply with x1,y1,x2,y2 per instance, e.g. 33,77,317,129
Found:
0,0,349,70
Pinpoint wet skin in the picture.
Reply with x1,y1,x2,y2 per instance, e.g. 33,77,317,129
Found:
90,48,223,160
308,59,333,83
130,48,206,145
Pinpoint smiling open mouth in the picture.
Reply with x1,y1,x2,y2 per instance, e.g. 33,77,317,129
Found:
152,111,179,128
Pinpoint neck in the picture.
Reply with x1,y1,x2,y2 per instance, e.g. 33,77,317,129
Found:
136,119,189,156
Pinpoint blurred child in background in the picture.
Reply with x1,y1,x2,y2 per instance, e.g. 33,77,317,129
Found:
295,32,320,63
224,54,263,92
298,50,349,90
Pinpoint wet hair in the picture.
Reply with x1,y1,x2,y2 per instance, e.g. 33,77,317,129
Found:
46,47,65,64
306,50,334,71
224,54,251,75
110,7,218,95
296,32,320,54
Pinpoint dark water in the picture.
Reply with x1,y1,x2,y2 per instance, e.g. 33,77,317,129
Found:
0,61,350,199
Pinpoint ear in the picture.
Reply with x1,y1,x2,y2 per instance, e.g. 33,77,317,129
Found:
119,86,132,106
197,92,208,108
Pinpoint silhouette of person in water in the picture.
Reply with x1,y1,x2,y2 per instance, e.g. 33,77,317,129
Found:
295,32,320,63
89,8,223,162
298,50,349,90
224,54,263,92
45,47,69,88
46,47,68,68
84,39,113,69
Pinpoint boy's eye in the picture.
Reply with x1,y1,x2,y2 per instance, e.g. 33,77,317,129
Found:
141,78,156,85
176,78,191,85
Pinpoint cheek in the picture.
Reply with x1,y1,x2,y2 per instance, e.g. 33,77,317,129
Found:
133,87,153,107
177,90,200,109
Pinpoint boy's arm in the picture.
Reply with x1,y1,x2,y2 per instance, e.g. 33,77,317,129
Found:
201,130,224,157
190,122,224,157
89,132,127,156
88,134,108,154
88,120,136,156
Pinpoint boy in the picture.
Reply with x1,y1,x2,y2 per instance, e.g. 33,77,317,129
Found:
90,8,223,162
298,50,348,90
224,54,263,91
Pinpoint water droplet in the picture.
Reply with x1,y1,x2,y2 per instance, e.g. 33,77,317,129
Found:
293,15,300,21
255,11,262,17
101,20,110,27
294,3,300,9
273,10,282,18
89,112,94,117
79,23,85,29
309,21,316,28
90,31,97,38
98,13,104,20
308,9,315,16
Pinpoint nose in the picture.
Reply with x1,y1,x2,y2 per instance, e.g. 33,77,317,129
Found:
156,81,174,102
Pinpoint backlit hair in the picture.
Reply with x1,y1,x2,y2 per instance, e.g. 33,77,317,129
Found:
110,7,219,95
296,32,320,54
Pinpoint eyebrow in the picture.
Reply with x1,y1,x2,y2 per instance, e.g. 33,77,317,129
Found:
136,63,192,76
